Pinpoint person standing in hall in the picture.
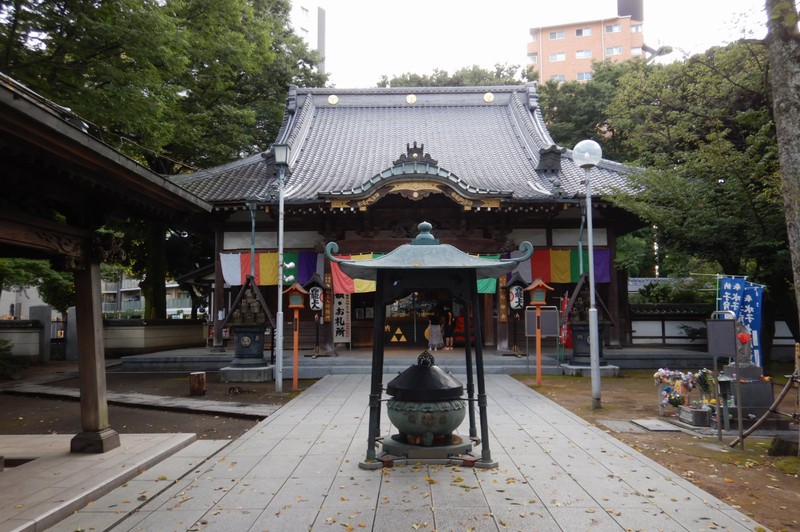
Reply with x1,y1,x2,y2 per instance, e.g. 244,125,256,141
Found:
443,305,454,350
428,315,444,351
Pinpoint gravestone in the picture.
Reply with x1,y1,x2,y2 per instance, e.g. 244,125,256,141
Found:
29,305,52,362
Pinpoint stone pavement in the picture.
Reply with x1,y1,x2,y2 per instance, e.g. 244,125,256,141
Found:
40,374,766,532
3,382,280,419
0,433,199,532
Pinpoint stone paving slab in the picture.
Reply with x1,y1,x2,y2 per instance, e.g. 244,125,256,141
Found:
57,374,768,532
632,418,683,432
597,419,647,433
0,433,196,532
3,383,279,418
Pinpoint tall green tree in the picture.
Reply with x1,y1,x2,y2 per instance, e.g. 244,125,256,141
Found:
536,40,793,354
608,42,784,274
765,0,800,332
0,259,74,315
1,0,326,318
537,60,634,162
604,41,792,356
378,63,529,88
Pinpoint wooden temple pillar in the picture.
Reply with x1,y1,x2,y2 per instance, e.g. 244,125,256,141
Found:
495,276,510,352
211,226,226,352
70,259,120,453
606,225,622,347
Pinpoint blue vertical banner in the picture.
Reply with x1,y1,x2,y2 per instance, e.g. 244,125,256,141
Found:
717,276,763,366
740,285,763,366
718,277,745,316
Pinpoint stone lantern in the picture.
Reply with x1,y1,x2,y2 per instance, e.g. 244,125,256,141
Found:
220,275,273,382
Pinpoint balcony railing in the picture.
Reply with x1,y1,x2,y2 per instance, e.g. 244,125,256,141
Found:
167,297,192,309
120,278,141,290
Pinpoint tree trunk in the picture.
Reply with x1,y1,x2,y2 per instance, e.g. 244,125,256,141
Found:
766,0,800,334
140,222,168,319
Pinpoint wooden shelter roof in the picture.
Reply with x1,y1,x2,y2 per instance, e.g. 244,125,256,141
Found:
0,73,211,260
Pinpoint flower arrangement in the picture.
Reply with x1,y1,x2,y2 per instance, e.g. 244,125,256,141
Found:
660,385,685,407
655,367,718,410
654,368,681,385
681,372,696,392
696,368,715,393
666,390,684,407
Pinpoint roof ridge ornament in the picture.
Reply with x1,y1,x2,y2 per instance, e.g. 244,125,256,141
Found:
536,144,567,172
287,85,297,114
394,141,438,166
526,82,539,110
411,221,440,245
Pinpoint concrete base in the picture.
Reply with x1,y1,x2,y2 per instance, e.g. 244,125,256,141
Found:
380,433,473,462
678,405,711,426
70,428,121,454
219,365,274,382
561,363,620,377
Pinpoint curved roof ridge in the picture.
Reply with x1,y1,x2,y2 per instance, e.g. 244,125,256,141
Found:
283,92,315,155
515,85,557,149
299,85,527,96
320,162,513,198
171,152,264,185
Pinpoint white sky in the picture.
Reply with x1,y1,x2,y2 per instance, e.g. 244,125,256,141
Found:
318,0,766,88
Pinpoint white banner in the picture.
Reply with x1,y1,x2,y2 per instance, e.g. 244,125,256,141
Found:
332,293,351,343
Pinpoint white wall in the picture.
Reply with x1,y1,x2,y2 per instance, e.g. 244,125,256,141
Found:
0,287,52,320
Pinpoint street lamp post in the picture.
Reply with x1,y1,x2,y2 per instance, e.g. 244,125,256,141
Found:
273,144,290,393
245,200,258,278
572,139,603,409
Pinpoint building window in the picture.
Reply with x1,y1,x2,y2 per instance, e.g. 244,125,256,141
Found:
631,24,642,33
575,28,592,37
576,49,592,59
301,7,309,17
528,52,538,64
605,24,621,33
550,74,566,82
631,47,642,56
549,30,565,40
577,72,593,81
606,46,623,56
549,52,566,62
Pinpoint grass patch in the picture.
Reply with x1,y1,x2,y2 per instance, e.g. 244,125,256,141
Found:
773,456,800,476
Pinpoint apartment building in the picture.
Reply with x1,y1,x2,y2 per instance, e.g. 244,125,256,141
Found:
101,274,197,319
527,16,644,83
290,1,326,74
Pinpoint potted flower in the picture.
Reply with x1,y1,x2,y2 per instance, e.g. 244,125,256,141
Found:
696,368,715,402
677,370,711,426
663,387,684,408
654,368,682,416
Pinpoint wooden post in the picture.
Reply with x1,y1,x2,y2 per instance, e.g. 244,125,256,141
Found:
536,305,542,386
70,261,120,453
293,307,300,391
189,372,207,396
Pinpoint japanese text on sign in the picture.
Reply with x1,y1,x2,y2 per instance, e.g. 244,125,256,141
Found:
332,293,351,343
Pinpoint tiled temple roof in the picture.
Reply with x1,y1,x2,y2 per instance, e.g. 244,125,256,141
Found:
171,84,634,207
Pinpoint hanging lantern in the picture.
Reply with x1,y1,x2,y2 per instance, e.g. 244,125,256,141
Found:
309,286,324,311
509,285,525,310
507,271,528,310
